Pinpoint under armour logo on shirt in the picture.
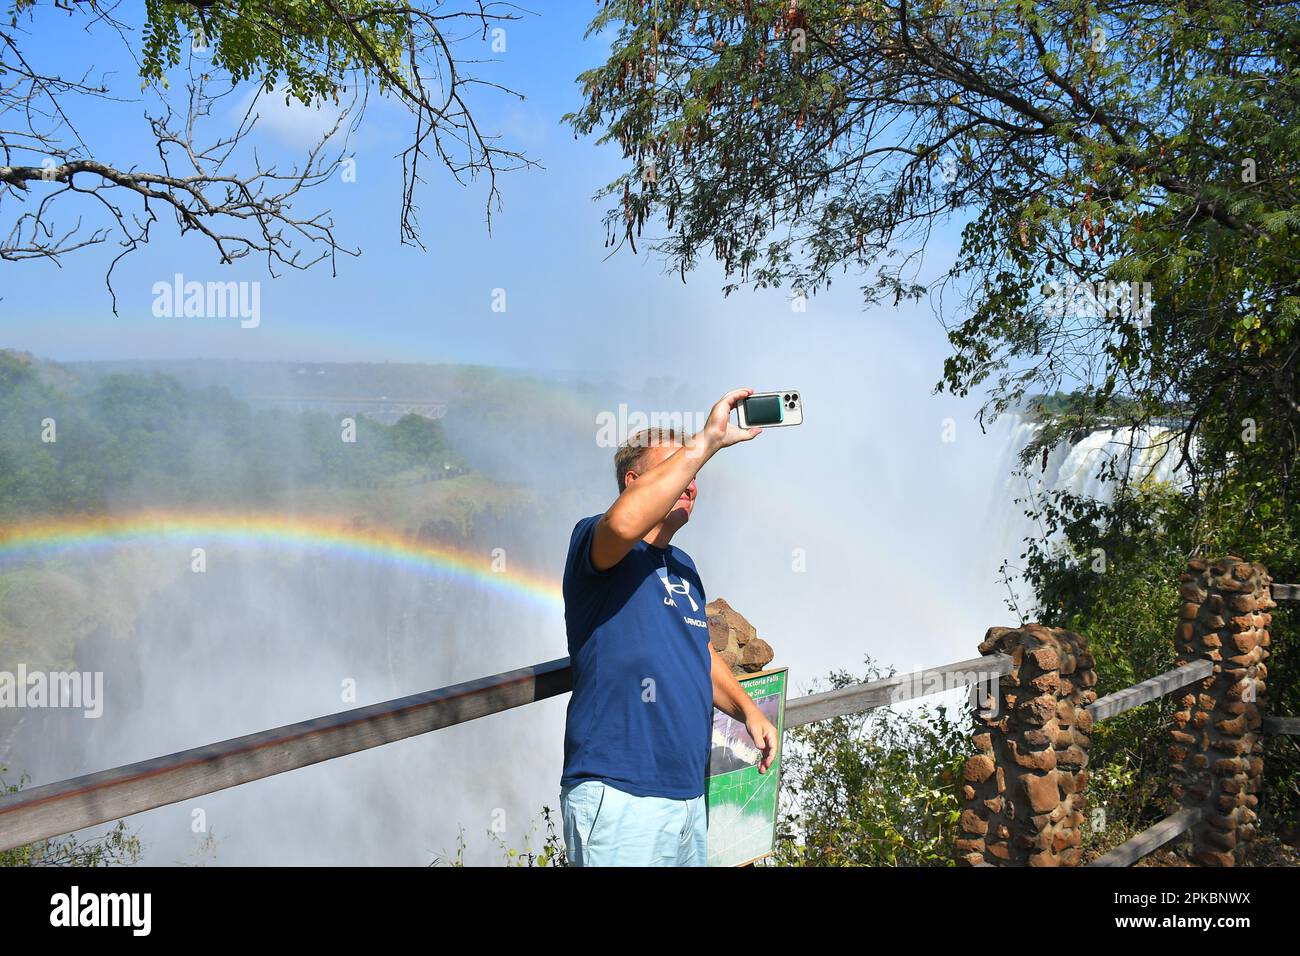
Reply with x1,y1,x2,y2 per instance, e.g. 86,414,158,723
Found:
658,568,700,612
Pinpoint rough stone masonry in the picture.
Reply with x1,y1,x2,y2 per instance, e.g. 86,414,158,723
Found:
1169,556,1273,866
706,597,774,675
956,624,1097,866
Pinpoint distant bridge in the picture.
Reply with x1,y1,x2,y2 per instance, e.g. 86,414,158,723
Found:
248,396,448,424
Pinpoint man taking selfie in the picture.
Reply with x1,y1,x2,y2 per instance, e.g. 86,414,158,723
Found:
559,387,779,867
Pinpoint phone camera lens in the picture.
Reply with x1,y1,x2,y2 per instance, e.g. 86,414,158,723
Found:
783,393,791,401
791,393,798,402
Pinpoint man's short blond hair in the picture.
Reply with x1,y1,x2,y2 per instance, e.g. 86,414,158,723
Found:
615,427,689,492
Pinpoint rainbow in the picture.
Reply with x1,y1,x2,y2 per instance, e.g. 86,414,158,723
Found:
0,511,563,610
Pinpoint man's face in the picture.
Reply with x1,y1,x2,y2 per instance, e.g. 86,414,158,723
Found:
628,442,697,525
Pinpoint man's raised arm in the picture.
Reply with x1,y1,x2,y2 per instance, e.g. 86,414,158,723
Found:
589,388,760,572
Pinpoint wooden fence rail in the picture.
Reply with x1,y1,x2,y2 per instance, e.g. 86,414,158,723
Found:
0,658,573,853
1080,662,1225,867
3,580,1295,861
1272,582,1300,602
1087,808,1203,868
0,653,1014,853
1085,659,1214,723
1263,716,1300,736
785,654,1013,728
1080,577,1299,865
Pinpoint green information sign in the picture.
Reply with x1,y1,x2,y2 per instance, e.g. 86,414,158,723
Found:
706,667,787,867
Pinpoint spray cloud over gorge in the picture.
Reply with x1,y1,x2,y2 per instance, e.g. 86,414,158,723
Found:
0,335,1099,865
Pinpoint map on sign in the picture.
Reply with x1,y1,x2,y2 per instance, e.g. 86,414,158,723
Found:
706,667,787,867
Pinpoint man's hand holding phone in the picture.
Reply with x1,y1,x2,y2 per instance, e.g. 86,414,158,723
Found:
686,388,762,460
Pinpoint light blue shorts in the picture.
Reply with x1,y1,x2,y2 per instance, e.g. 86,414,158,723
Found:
560,779,707,867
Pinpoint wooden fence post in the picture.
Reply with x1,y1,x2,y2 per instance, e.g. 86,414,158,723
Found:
1170,557,1274,865
956,624,1097,866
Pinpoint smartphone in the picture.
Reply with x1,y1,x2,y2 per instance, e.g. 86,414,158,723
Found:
736,390,804,428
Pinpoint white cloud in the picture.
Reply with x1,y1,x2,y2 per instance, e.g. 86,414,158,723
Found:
232,84,351,151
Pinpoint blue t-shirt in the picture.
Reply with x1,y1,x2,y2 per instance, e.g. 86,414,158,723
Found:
560,514,713,799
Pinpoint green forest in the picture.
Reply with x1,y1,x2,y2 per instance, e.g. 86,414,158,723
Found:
0,350,466,516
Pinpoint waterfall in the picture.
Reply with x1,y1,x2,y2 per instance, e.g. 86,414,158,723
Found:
991,414,1197,616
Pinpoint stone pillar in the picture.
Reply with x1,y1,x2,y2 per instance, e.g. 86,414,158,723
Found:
956,624,1097,866
706,598,774,675
1169,557,1273,865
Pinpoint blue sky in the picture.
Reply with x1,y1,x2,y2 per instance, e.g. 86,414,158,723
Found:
0,2,967,381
